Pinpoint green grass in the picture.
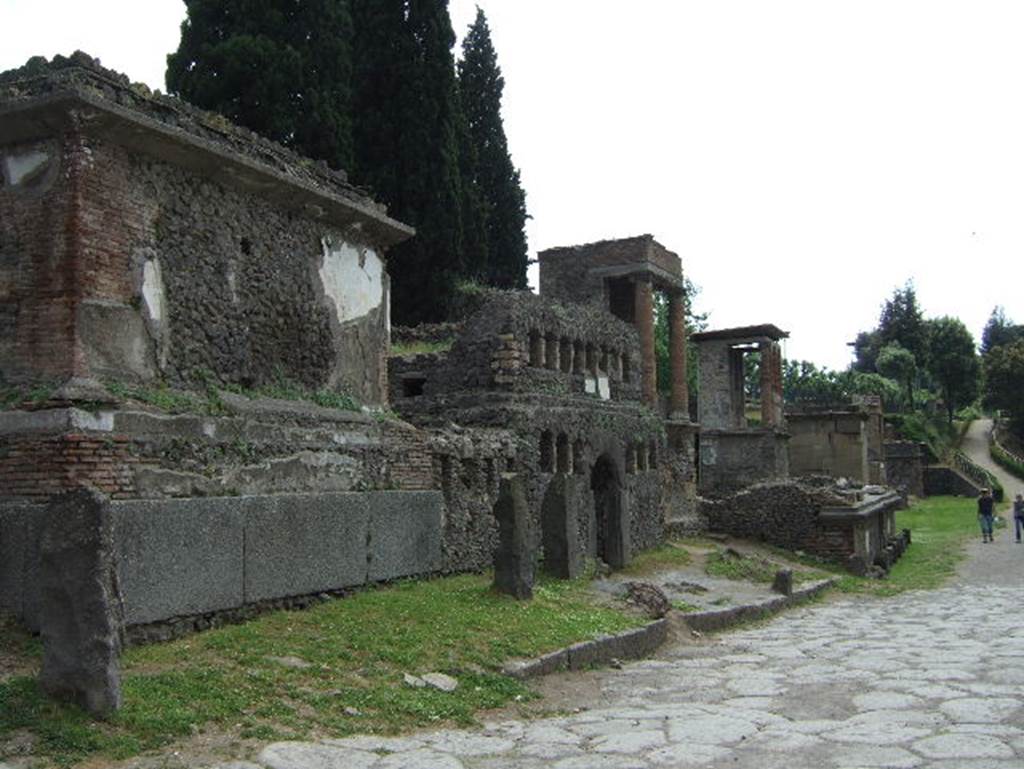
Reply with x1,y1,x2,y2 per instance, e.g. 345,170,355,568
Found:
618,542,692,576
832,495,985,596
0,383,56,410
705,549,779,584
389,339,454,357
0,573,640,767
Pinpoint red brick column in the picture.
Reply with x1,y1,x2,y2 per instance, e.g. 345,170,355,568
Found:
760,342,782,426
634,276,657,408
668,288,689,419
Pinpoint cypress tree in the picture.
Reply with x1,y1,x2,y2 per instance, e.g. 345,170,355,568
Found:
458,8,528,289
352,0,467,324
166,0,354,173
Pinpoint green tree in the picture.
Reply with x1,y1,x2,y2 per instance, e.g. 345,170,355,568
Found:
926,316,980,422
983,339,1024,438
851,329,882,373
458,8,528,289
878,281,929,368
876,343,917,410
981,306,1023,355
166,0,354,172
351,0,468,324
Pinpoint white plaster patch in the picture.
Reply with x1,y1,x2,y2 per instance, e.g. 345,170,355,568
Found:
2,149,49,185
141,258,166,325
597,374,611,400
585,376,597,395
319,238,383,324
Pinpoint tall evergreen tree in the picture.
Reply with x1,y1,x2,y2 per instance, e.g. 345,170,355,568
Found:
351,0,467,324
981,306,1023,355
877,282,929,369
926,316,980,422
166,0,354,173
458,8,529,289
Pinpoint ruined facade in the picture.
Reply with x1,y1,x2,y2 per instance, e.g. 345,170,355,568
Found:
787,396,885,485
691,325,789,493
390,236,701,577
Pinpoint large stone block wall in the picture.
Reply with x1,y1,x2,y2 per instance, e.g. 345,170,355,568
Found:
698,429,790,494
788,413,869,481
884,441,925,498
923,465,982,498
1,490,443,636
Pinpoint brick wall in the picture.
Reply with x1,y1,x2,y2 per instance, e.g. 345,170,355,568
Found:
0,433,137,500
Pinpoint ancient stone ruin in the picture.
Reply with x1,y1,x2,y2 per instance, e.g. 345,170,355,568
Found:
0,54,914,711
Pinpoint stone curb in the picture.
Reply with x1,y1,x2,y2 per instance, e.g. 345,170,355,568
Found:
502,618,670,679
682,578,835,633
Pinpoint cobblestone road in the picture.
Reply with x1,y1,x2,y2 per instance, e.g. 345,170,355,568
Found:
238,563,1024,769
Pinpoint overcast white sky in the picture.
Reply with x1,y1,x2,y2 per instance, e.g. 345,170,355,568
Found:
3,0,1022,370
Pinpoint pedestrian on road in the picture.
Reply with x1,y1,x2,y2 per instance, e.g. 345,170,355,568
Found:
978,487,995,543
1014,493,1024,543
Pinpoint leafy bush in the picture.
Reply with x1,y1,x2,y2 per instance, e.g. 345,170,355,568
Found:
991,442,1024,482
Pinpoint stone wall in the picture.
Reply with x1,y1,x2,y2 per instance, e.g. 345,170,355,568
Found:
883,441,925,498
700,479,904,568
2,490,443,638
923,465,983,498
537,235,682,310
698,429,790,494
0,54,411,406
787,411,869,481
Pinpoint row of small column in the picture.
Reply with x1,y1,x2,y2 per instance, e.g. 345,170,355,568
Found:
528,332,632,384
539,430,658,475
634,278,689,419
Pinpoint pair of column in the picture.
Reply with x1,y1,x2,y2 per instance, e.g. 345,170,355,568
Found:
633,278,688,418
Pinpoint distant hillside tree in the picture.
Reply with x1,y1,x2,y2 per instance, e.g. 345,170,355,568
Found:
851,329,883,373
166,0,354,172
458,8,529,289
984,339,1024,437
926,316,980,422
981,306,1023,355
876,343,917,410
878,282,929,369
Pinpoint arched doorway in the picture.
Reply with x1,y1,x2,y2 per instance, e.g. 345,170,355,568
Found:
591,454,628,568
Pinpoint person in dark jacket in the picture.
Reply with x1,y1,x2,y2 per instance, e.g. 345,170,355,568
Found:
978,488,995,543
1013,493,1024,543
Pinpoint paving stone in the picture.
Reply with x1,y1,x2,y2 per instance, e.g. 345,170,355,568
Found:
940,697,1021,722
422,732,516,756
322,735,426,753
852,691,923,711
376,749,466,769
665,714,759,744
646,743,732,765
826,745,924,768
912,733,1014,759
258,743,378,769
591,730,666,753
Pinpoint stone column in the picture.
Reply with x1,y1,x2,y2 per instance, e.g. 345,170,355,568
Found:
634,276,657,408
493,474,534,599
760,341,775,426
668,288,689,419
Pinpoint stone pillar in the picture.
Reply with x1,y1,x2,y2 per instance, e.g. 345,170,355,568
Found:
541,474,582,579
760,342,776,427
38,488,124,717
634,276,657,408
493,474,534,599
668,289,689,419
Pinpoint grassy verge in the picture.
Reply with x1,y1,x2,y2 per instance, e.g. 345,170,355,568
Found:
617,542,692,576
0,573,640,767
991,441,1024,482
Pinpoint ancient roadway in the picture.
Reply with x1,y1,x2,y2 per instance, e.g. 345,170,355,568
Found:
233,420,1024,769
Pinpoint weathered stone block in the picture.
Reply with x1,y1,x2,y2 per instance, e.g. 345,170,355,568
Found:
246,494,369,602
771,568,794,596
493,473,533,599
366,490,443,582
116,497,245,624
38,488,123,716
541,474,583,579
